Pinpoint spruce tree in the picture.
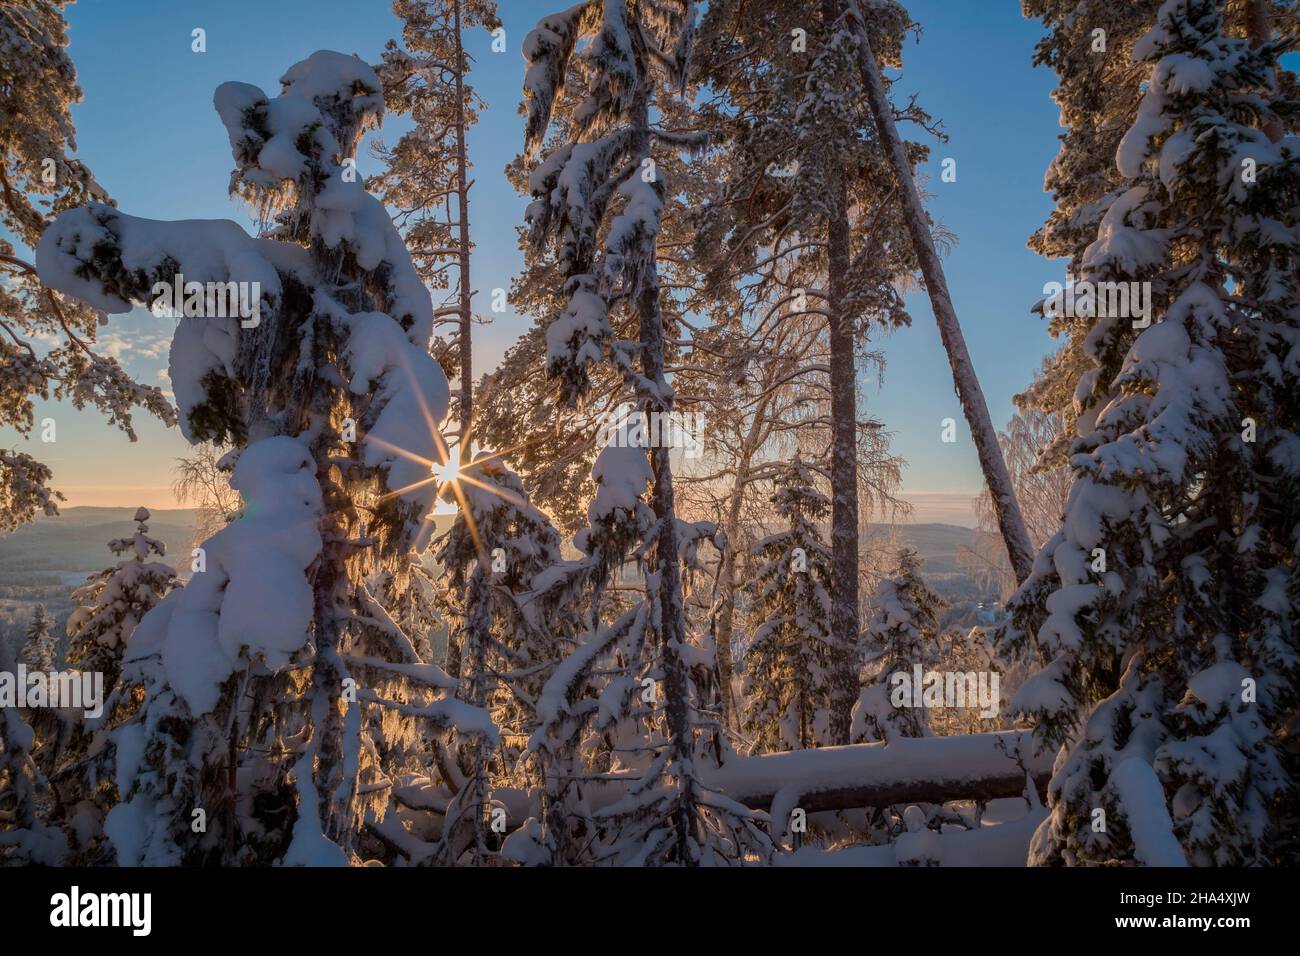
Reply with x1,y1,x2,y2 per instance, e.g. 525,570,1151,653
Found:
0,637,64,863
854,549,945,743
20,605,56,672
741,456,835,753
1018,0,1163,468
431,450,571,863
66,507,177,690
999,0,1300,866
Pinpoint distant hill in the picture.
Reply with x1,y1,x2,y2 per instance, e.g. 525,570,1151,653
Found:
0,507,202,660
0,507,996,657
0,507,201,581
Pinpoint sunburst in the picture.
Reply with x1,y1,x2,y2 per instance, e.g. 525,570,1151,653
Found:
359,355,559,570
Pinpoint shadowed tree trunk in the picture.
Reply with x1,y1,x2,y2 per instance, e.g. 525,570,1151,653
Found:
823,157,861,746
1248,0,1284,143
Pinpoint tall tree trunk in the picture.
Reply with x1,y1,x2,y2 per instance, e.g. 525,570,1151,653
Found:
630,51,696,857
1248,0,1284,143
714,488,745,732
841,0,1036,584
824,161,861,746
464,567,490,862
713,402,769,733
309,234,369,849
453,0,474,442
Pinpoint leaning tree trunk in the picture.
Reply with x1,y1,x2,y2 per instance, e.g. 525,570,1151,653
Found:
841,0,1035,584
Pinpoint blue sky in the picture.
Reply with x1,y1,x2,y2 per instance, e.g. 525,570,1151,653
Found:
5,0,1072,524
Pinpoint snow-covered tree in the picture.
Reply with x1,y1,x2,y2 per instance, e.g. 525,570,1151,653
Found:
66,507,178,690
429,449,571,863
514,0,744,865
853,549,945,743
0,637,64,864
20,605,56,672
0,0,173,533
36,50,487,865
999,0,1300,866
41,508,182,864
1018,0,1163,471
1018,0,1298,476
505,441,772,865
741,456,835,753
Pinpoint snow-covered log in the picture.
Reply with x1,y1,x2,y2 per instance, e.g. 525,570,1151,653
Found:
566,731,1051,816
702,730,1052,813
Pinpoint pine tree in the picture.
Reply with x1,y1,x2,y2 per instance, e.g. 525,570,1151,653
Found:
691,0,920,743
375,0,500,434
20,605,56,672
37,51,487,864
0,0,174,532
853,549,945,743
741,456,835,753
999,0,1300,866
66,507,177,690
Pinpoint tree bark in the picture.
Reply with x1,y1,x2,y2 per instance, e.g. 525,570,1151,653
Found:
629,41,696,857
841,0,1036,584
714,490,744,730
820,0,863,749
1248,0,1284,143
827,185,862,744
453,0,474,440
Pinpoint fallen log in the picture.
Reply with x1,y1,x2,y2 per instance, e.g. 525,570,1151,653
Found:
701,731,1053,814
